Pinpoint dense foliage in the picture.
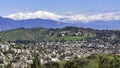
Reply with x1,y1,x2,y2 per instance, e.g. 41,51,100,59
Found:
41,54,120,68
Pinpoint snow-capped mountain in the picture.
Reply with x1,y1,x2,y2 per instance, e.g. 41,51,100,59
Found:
5,11,63,21
5,11,120,22
0,11,120,31
0,16,69,31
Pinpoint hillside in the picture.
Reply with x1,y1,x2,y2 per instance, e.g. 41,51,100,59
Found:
0,27,120,43
0,27,92,42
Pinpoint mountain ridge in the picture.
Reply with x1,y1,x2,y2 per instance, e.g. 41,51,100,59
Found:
0,11,120,31
0,16,70,31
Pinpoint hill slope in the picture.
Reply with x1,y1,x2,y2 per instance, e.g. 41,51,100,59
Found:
0,27,94,42
0,27,120,43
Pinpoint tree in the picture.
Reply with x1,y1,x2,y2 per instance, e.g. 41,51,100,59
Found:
32,54,41,68
98,55,110,68
5,63,12,68
110,56,120,68
45,61,60,68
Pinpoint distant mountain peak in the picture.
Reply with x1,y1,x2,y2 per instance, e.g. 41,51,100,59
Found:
4,11,120,23
5,11,63,20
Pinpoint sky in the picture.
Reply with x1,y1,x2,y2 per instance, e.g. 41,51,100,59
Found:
0,0,120,16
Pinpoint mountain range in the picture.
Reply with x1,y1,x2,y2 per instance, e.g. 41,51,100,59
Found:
0,11,120,31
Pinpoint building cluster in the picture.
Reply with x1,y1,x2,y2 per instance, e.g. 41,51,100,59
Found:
0,40,120,68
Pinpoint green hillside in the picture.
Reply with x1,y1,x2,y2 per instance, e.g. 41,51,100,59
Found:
0,27,120,43
0,27,93,42
0,28,47,41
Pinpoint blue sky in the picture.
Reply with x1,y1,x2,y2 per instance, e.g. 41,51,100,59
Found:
0,0,120,16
